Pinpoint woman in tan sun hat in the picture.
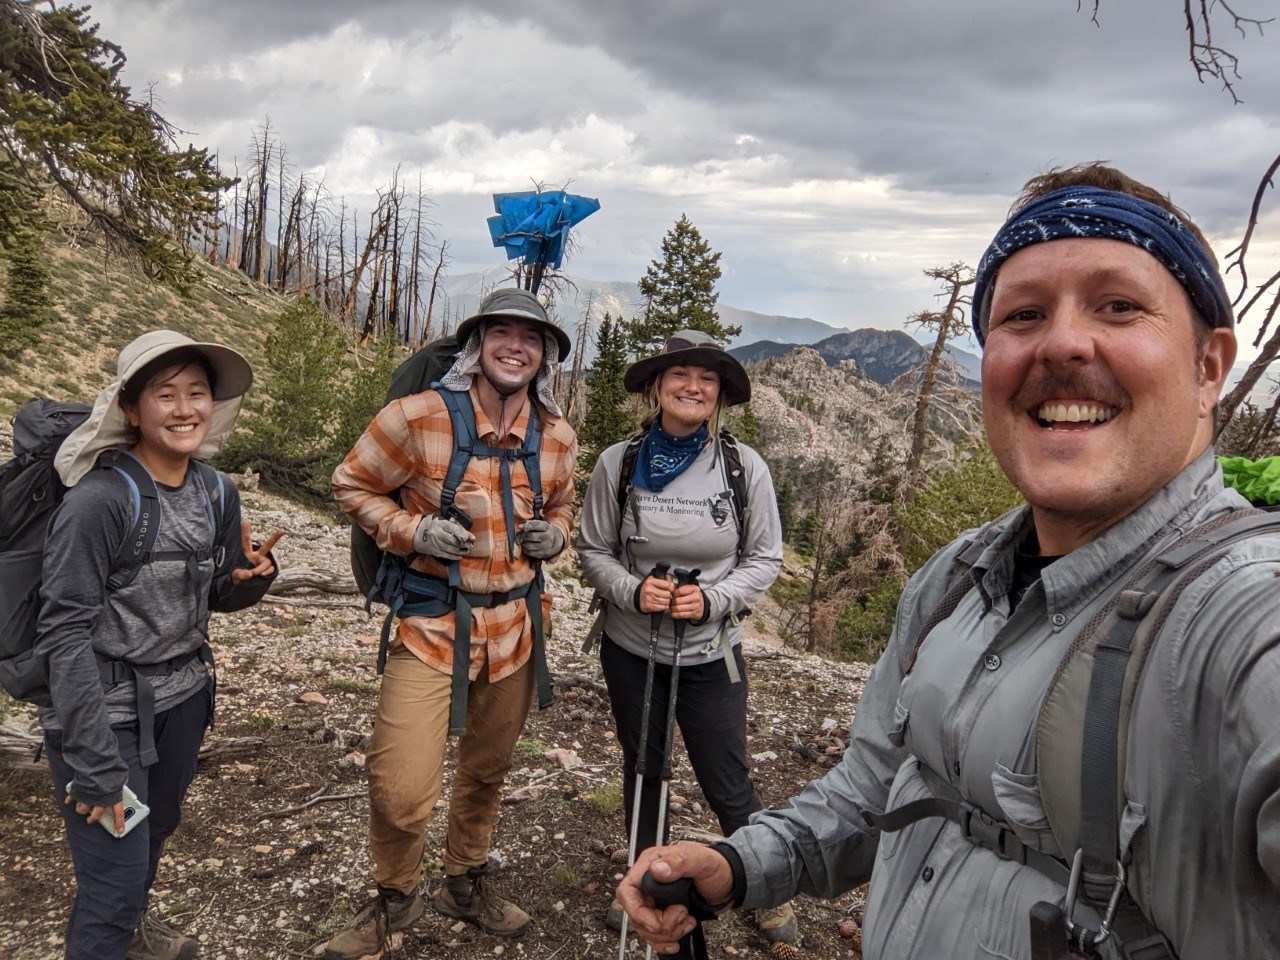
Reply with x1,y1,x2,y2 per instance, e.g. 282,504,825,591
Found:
578,330,795,951
39,330,282,960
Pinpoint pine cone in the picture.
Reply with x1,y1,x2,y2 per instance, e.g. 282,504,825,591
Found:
837,918,859,938
770,941,801,959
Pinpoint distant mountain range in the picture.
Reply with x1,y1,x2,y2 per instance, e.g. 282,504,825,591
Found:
731,329,982,389
434,269,980,384
435,268,852,350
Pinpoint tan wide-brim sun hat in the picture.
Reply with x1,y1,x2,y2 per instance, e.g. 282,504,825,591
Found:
55,329,254,486
623,329,751,406
454,287,573,362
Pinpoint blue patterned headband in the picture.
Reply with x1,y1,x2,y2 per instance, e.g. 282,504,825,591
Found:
972,185,1233,344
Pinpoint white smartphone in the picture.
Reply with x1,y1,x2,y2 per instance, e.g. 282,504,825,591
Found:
66,781,150,838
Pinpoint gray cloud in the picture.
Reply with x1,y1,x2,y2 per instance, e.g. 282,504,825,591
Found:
89,0,1280,343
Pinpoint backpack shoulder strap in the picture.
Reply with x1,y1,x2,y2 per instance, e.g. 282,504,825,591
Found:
719,430,750,556
436,387,477,519
99,451,162,590
191,460,229,567
614,433,646,547
1039,507,1280,953
521,403,544,518
900,525,995,676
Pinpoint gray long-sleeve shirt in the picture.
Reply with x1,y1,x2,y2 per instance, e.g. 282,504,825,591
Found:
36,463,274,807
723,450,1280,959
578,436,782,665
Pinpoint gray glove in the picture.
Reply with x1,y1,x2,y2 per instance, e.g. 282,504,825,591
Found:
517,518,564,559
413,514,473,561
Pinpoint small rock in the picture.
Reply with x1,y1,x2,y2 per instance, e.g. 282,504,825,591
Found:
252,844,272,854
299,691,329,705
543,747,582,770
752,750,778,762
356,634,379,646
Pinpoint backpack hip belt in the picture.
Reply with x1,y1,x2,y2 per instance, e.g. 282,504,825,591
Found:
97,642,215,767
863,782,1174,960
390,568,551,737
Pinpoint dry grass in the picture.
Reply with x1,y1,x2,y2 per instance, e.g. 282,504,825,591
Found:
0,229,289,416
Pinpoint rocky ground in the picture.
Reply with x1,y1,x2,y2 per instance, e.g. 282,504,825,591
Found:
0,483,869,960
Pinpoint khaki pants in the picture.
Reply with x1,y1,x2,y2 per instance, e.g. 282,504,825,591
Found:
367,645,534,892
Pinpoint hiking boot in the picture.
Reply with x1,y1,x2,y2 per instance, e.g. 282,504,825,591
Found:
755,900,798,944
321,887,425,960
433,864,532,938
127,909,197,960
605,898,625,932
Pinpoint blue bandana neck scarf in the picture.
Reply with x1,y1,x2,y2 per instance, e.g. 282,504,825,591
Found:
972,185,1233,344
632,421,709,493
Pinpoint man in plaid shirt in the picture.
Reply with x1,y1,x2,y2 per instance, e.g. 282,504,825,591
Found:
325,289,577,958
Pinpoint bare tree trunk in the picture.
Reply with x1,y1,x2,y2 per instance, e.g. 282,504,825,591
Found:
423,239,449,347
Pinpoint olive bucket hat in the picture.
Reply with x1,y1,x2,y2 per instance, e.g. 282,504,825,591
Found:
623,329,751,406
454,288,572,362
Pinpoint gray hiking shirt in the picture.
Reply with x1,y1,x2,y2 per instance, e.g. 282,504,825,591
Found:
578,436,782,665
722,450,1280,959
36,464,274,808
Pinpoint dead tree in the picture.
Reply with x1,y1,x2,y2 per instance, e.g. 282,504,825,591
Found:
903,263,975,495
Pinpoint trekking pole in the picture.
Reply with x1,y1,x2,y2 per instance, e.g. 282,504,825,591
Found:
1029,901,1071,960
618,561,671,960
643,566,701,960
640,872,714,960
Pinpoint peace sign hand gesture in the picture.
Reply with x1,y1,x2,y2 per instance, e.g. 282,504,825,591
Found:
232,521,284,581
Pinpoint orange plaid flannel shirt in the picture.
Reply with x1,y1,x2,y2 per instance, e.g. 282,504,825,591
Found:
332,382,577,682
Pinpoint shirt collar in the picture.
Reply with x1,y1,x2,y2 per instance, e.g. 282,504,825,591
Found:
970,449,1244,622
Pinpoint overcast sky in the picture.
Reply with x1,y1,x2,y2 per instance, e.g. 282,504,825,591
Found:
88,0,1280,354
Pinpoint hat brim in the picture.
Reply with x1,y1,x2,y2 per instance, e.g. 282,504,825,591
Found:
624,348,751,406
121,340,254,401
54,338,253,486
455,312,572,363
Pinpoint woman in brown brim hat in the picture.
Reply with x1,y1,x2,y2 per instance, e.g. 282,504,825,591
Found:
578,330,797,949
38,330,282,960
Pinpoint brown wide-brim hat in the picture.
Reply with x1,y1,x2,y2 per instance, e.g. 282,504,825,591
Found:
455,287,572,362
624,329,751,406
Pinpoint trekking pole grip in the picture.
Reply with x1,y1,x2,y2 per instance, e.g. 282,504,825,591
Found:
640,871,721,922
649,561,671,630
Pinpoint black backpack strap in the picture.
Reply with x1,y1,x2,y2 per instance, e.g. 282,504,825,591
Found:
901,532,989,676
98,451,162,590
615,433,646,553
718,430,749,558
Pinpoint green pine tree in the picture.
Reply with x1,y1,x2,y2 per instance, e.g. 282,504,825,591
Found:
218,298,347,499
0,1,232,287
0,230,53,364
578,313,636,479
774,474,796,543
727,402,760,445
629,215,739,356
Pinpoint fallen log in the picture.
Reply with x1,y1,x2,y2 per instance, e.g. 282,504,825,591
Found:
267,567,360,596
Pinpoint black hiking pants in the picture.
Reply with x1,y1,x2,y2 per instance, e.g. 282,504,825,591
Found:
602,636,761,848
45,679,212,960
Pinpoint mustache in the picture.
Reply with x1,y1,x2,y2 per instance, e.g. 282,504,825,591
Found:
1010,371,1128,411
